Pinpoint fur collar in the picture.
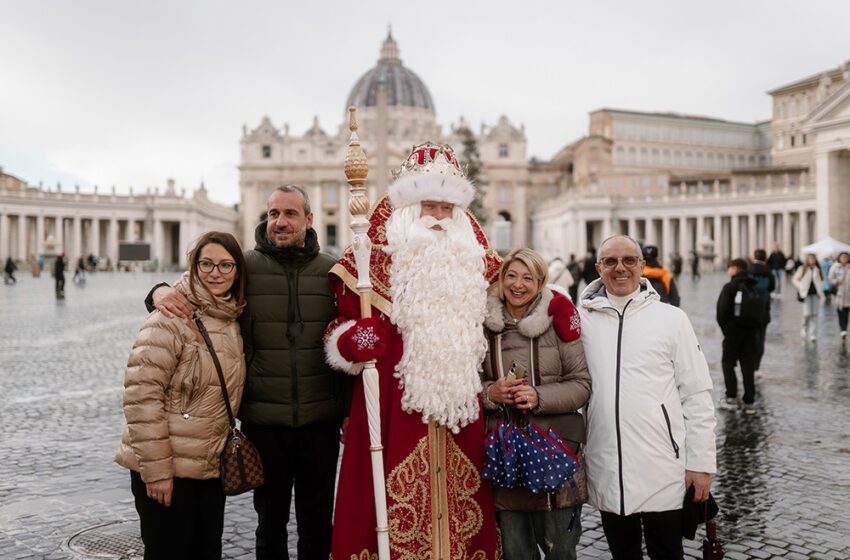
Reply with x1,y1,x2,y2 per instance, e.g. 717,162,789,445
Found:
484,287,553,338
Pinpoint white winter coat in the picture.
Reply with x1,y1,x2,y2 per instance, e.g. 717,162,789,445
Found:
828,262,850,309
792,264,825,300
578,279,716,516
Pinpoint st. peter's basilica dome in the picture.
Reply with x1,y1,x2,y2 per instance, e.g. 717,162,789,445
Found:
345,31,435,113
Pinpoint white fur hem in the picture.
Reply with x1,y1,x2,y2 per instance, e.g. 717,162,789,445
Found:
324,320,364,375
388,174,475,210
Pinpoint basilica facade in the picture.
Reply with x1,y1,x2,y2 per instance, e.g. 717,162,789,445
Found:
238,32,536,256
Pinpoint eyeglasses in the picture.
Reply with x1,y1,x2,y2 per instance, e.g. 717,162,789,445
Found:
197,260,236,274
598,256,642,269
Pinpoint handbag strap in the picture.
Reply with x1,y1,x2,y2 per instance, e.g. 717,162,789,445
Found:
193,314,236,430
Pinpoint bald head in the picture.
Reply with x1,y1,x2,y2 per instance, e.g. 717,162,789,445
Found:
599,234,642,255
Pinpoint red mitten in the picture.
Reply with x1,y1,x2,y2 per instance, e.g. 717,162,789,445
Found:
548,292,581,342
337,317,388,363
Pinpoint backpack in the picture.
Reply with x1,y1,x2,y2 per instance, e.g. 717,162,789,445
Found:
751,272,772,302
732,283,765,328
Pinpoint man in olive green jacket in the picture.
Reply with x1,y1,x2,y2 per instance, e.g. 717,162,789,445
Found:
150,185,347,560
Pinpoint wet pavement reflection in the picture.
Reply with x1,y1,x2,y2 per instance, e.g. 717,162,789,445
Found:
0,271,848,558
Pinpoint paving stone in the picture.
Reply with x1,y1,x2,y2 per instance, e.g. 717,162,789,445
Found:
2,272,850,558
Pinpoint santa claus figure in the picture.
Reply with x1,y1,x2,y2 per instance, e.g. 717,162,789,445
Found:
325,142,503,560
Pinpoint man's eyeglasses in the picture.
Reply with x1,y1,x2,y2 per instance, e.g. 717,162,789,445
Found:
197,260,236,274
598,256,642,269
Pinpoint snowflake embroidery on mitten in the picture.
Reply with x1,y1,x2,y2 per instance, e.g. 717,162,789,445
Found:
570,314,581,334
352,325,379,350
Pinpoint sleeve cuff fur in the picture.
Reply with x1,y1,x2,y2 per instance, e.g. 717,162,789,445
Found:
325,319,364,375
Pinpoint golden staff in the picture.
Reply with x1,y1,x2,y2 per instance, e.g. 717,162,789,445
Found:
343,106,390,560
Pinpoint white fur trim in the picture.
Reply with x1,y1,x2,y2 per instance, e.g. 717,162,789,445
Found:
388,174,475,210
483,288,554,339
324,320,364,376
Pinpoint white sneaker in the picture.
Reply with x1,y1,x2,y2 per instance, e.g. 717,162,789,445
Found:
809,335,817,343
718,397,737,411
743,403,757,416
841,331,848,339
800,328,807,339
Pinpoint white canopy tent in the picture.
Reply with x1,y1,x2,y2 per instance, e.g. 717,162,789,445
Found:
801,236,850,256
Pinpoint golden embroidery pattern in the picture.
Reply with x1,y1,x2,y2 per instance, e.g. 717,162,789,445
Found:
386,434,489,560
349,550,377,560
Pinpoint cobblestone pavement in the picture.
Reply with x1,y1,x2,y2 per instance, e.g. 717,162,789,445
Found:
1,271,848,559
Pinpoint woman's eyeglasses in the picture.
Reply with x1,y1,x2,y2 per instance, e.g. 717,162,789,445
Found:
197,260,236,274
598,256,642,268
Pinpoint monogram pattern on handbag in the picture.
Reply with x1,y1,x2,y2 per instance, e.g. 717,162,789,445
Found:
220,428,265,496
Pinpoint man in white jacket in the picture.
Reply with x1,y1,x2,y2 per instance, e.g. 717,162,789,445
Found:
579,235,717,560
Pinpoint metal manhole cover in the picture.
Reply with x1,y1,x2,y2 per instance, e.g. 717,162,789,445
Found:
67,521,143,559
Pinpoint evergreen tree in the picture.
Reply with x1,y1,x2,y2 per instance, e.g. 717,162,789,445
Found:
457,125,487,225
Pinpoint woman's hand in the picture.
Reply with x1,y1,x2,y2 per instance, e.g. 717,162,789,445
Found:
146,478,174,507
512,383,539,412
487,377,524,405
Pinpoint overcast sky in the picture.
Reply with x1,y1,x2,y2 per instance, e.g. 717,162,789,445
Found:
2,1,849,206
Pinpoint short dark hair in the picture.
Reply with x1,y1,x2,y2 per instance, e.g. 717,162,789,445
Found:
187,231,247,306
728,258,748,272
272,184,311,215
753,249,767,261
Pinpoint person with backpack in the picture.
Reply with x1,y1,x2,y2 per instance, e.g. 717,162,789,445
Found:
749,249,776,371
642,245,681,306
767,244,786,295
793,254,826,342
716,259,764,415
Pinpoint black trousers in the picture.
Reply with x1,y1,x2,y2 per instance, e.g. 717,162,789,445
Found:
130,470,225,560
754,324,768,370
55,274,65,294
721,328,758,404
242,420,341,560
600,509,684,560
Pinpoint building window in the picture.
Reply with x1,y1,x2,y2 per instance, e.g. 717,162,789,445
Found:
802,134,807,145
662,149,670,164
628,147,636,163
262,145,271,158
790,135,796,147
326,224,337,248
325,184,339,207
499,183,511,203
616,146,625,162
651,148,659,164
498,143,509,158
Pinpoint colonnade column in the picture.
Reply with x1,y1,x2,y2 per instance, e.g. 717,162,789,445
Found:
748,213,757,257
311,183,323,246
36,215,45,259
17,215,27,261
57,217,66,254
108,218,118,265
713,215,722,265
72,216,82,260
730,215,740,259
766,212,775,248
628,218,637,239
695,215,705,252
661,218,672,260
678,217,687,254
782,212,791,256
0,213,8,258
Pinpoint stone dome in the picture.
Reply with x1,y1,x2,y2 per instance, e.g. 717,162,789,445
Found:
345,32,435,113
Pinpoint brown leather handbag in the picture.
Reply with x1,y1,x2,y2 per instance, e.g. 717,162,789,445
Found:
194,316,265,496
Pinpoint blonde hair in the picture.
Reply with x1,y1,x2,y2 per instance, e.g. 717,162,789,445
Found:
494,247,548,300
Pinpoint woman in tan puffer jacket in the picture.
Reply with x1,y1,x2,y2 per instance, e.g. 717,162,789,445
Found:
115,231,246,560
481,248,591,560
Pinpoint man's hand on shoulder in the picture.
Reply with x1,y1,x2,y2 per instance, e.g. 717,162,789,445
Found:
153,286,194,319
685,470,711,502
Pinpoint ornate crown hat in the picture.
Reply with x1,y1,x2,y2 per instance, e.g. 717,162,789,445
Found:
388,142,475,210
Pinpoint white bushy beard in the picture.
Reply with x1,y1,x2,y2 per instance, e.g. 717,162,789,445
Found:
384,204,489,433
